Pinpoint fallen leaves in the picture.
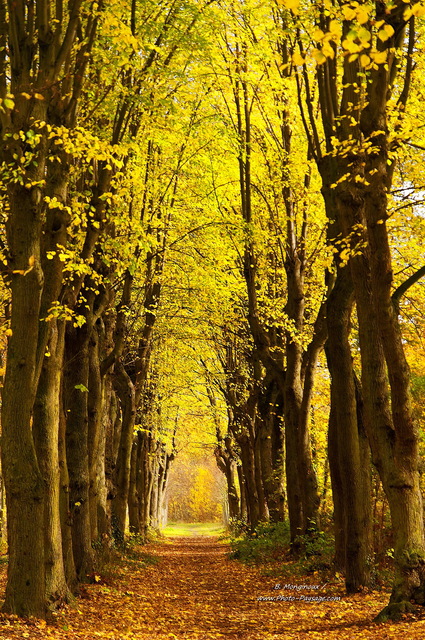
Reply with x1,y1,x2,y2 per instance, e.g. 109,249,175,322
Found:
1,536,425,639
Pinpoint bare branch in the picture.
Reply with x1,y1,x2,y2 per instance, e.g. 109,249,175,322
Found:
392,265,425,309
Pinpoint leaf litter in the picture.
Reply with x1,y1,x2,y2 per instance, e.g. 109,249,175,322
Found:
1,536,425,639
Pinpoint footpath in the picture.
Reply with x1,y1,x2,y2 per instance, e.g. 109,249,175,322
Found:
1,535,424,639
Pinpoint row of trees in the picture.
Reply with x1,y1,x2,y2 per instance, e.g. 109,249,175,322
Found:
195,0,425,622
0,0,213,617
0,0,424,624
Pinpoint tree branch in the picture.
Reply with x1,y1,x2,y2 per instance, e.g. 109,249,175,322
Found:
392,265,425,309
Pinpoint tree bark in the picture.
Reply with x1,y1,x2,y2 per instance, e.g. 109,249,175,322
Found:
88,321,104,542
33,320,70,605
1,174,46,618
325,267,372,591
58,381,77,591
258,378,285,523
112,362,136,541
64,323,93,581
128,438,140,534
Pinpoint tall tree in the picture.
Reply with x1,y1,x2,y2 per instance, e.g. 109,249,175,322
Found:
293,0,425,614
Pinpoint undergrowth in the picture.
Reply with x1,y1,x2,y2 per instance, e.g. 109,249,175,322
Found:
91,532,159,585
228,521,338,583
228,521,291,565
228,520,394,590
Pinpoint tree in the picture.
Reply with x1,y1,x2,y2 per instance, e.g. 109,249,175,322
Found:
292,0,425,615
0,0,102,616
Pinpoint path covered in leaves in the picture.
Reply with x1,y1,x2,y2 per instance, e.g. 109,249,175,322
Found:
2,534,425,639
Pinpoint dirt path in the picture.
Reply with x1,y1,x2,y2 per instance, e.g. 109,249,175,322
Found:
2,536,425,639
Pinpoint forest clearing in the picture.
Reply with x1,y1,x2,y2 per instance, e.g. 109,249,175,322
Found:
1,0,425,635
2,527,425,640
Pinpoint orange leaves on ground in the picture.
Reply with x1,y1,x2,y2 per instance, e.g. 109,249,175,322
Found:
1,536,425,639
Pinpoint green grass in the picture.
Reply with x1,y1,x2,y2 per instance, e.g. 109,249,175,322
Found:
162,522,225,537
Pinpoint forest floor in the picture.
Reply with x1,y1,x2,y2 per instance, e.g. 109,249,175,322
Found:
1,529,425,639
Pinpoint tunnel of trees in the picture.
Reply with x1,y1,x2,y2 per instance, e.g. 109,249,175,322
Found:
0,0,425,624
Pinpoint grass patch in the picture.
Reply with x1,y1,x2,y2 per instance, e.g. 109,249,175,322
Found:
163,522,225,537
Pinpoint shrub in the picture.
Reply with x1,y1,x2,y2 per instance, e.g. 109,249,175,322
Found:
229,521,290,564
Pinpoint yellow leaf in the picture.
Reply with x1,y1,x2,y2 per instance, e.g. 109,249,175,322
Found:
3,97,14,109
313,28,325,41
342,6,356,21
342,38,361,54
329,20,341,37
360,54,370,67
377,24,394,42
322,42,335,59
292,52,305,66
356,6,370,24
371,50,387,64
277,0,300,13
312,49,327,65
412,3,425,17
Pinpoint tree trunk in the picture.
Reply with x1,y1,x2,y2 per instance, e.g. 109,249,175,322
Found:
33,320,70,605
58,382,77,591
326,267,372,591
327,395,345,571
237,465,247,522
254,433,269,522
237,433,260,530
112,362,136,541
150,455,160,529
105,387,121,536
258,381,285,523
1,182,46,618
128,438,140,534
64,323,93,580
214,436,240,521
88,322,103,542
138,431,155,540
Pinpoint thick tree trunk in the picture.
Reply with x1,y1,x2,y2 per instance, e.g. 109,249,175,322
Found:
283,380,303,543
348,232,425,616
284,259,320,538
33,320,70,605
326,267,372,591
226,458,240,521
94,379,110,542
105,387,121,536
1,184,46,618
254,435,269,522
215,436,240,521
332,146,424,616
